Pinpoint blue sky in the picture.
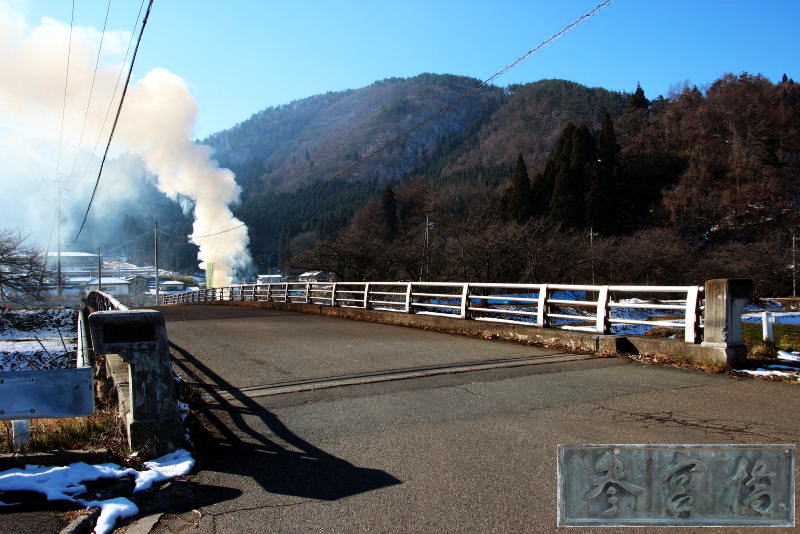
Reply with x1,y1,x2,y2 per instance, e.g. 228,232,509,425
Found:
17,0,800,139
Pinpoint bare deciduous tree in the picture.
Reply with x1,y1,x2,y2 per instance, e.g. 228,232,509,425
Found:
0,230,47,301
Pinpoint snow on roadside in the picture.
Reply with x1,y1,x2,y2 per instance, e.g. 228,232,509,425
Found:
778,350,800,362
0,449,194,534
734,368,800,381
0,339,76,371
743,299,784,311
0,309,76,340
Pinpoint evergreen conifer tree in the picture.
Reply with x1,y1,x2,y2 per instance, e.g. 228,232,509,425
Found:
626,83,650,110
381,185,398,241
550,123,596,228
586,113,620,233
531,123,576,216
506,154,531,221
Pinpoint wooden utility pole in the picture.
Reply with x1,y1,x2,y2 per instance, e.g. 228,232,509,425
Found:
97,248,102,292
155,221,160,305
56,182,62,297
793,232,797,298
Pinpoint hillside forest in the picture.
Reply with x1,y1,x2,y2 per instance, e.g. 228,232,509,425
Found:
124,73,799,297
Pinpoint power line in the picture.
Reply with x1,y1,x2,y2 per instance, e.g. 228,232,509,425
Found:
75,0,147,188
187,0,613,241
54,0,76,185
73,0,155,241
102,228,154,254
65,0,113,187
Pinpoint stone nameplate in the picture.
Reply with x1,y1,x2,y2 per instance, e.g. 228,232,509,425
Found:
558,444,794,527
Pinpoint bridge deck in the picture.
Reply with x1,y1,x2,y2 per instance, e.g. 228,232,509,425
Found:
157,304,570,391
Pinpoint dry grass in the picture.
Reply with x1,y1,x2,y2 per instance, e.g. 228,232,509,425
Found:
0,406,128,456
624,352,730,375
742,322,800,356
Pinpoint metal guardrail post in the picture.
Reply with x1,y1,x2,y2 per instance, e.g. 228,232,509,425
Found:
305,282,310,303
405,283,413,313
536,284,548,327
283,282,289,303
331,282,337,307
363,283,370,309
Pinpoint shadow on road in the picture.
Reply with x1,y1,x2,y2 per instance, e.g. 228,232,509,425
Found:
170,342,402,502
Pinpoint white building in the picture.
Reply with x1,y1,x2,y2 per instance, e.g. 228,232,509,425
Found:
84,277,131,296
160,280,186,292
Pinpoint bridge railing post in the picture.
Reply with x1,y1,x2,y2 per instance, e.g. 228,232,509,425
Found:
536,284,548,328
684,285,700,343
459,283,470,319
405,282,414,313
305,282,310,303
331,282,337,307
595,286,610,334
363,282,370,309
283,282,289,303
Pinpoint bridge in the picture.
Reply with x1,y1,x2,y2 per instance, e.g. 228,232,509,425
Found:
5,280,798,532
146,279,798,532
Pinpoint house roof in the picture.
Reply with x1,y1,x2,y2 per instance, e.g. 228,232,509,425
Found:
85,277,131,285
47,251,98,258
298,271,322,277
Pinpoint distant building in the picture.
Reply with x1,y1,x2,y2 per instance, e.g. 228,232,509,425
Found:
257,274,286,284
160,280,186,292
84,277,131,296
47,252,98,270
296,271,333,282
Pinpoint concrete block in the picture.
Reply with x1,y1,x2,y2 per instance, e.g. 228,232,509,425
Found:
89,309,182,456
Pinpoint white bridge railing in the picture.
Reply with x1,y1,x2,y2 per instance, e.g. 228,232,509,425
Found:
163,282,703,342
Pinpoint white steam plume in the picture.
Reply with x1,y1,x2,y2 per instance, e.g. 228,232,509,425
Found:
0,2,252,286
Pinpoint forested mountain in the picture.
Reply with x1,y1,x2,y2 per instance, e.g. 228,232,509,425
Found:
126,71,799,295
203,74,627,268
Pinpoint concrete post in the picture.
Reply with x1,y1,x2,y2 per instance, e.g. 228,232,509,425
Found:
88,309,182,455
762,312,775,343
701,279,754,365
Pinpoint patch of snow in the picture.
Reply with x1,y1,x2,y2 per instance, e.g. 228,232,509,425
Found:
742,312,800,325
83,497,139,534
0,309,76,340
0,449,194,534
778,350,800,362
765,364,800,371
734,368,800,380
0,339,76,371
177,400,189,422
743,299,784,311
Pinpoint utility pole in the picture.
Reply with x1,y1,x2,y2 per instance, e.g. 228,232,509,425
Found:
56,182,62,297
154,221,160,305
793,232,797,298
97,248,102,293
588,226,598,285
424,214,429,281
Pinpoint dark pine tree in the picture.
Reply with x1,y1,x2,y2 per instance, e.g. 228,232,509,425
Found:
531,123,576,216
381,185,398,241
550,123,596,228
506,154,532,222
586,112,620,233
626,82,650,110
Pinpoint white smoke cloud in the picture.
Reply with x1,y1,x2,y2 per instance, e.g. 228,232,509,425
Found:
0,2,252,286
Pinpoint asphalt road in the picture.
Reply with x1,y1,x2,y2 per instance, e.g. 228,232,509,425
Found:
154,305,799,533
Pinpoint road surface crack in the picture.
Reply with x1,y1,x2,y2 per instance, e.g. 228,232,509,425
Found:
590,404,798,441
